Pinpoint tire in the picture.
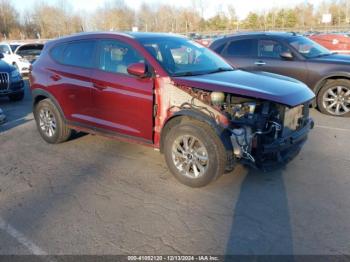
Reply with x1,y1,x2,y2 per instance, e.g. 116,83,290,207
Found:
163,119,227,187
8,91,24,101
34,98,71,144
317,79,350,117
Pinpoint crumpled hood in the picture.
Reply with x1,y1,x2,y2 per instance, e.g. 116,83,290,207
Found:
171,70,315,107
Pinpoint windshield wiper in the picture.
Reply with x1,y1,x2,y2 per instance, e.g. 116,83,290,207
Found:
172,71,199,77
312,53,332,58
206,67,234,74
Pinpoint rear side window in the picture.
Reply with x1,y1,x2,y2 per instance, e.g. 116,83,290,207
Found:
50,40,96,68
225,39,257,57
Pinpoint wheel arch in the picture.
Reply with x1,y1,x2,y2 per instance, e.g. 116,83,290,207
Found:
313,72,350,100
159,109,233,154
32,89,66,121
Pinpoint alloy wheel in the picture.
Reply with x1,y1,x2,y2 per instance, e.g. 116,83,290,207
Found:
171,135,209,179
38,108,57,137
322,85,350,116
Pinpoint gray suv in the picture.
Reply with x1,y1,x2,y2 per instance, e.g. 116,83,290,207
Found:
210,32,350,117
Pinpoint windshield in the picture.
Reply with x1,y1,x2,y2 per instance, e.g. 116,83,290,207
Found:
0,45,11,54
287,36,332,58
10,44,19,52
138,36,233,76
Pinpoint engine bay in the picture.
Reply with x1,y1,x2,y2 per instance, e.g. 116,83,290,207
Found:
175,86,310,166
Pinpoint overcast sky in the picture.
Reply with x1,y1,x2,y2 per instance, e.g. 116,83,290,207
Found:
13,0,322,19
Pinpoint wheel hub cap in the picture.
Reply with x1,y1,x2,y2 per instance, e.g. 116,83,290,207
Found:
322,85,350,116
38,108,56,137
171,135,209,179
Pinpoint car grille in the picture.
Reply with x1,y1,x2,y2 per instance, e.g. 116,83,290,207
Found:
0,72,9,92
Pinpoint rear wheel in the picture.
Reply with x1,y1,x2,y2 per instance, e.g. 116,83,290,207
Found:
163,119,226,187
34,99,71,144
317,79,350,117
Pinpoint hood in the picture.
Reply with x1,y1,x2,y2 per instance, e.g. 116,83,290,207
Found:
310,53,350,64
171,70,315,107
0,60,14,72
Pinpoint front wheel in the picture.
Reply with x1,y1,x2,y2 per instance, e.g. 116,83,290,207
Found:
317,79,350,117
163,119,227,187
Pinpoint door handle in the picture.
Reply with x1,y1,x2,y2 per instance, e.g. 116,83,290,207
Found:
254,61,266,66
50,74,61,81
93,82,107,90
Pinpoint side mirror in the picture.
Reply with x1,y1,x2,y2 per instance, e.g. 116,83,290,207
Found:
280,51,293,60
127,63,147,78
0,53,4,59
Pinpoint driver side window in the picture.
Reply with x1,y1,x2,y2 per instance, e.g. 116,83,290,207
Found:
258,40,290,59
98,40,145,76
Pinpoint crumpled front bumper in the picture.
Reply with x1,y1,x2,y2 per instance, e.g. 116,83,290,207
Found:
246,117,314,170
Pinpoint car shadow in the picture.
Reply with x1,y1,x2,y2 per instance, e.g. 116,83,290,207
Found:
225,167,294,259
0,80,33,133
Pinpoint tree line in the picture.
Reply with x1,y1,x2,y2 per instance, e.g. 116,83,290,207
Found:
1,0,350,40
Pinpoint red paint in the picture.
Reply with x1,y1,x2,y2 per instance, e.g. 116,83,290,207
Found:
30,32,228,149
309,34,350,54
31,32,311,150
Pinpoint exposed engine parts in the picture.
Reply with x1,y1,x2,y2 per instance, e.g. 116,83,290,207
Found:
174,85,309,166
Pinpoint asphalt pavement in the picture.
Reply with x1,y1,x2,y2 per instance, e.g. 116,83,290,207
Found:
0,81,349,256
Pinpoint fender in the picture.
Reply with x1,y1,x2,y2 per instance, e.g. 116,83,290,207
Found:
31,88,66,121
313,71,350,95
159,109,233,153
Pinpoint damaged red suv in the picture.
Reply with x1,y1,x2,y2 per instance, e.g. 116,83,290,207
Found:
30,32,315,187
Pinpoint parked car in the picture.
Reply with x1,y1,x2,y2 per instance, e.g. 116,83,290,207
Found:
30,32,314,187
210,32,350,117
0,107,6,124
308,33,350,55
0,42,31,75
0,53,25,101
12,43,44,64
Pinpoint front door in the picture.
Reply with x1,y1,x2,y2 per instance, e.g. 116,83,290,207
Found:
91,39,154,142
251,39,308,83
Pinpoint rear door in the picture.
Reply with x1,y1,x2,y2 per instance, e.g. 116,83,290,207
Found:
47,40,96,125
90,38,154,142
251,38,308,83
220,38,258,70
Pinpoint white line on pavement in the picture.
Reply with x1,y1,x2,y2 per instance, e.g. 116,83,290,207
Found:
0,217,47,255
315,125,350,132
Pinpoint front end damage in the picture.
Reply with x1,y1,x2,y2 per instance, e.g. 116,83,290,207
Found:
155,78,314,169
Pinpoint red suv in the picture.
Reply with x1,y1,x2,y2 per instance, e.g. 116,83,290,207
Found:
30,32,314,187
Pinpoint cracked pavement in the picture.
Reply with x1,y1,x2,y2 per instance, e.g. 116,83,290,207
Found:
0,81,350,255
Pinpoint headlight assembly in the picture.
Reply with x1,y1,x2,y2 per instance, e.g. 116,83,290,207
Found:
10,69,21,81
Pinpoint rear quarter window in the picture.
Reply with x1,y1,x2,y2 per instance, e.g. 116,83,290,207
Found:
50,44,66,63
50,40,96,68
211,42,226,54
